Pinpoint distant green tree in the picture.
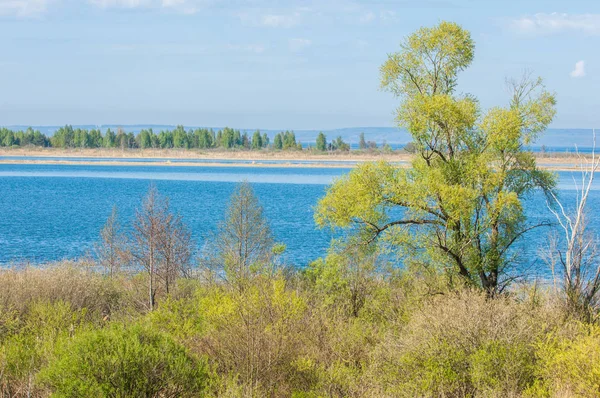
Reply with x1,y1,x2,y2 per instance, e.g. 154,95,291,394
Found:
242,132,250,149
103,128,116,148
316,132,327,151
262,133,269,148
274,133,283,150
3,130,14,147
252,130,263,149
173,125,189,149
283,131,297,149
138,129,152,149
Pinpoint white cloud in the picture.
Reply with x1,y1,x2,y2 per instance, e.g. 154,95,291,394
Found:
0,0,52,17
89,0,214,14
571,60,586,78
359,11,375,24
262,13,301,28
227,43,266,54
511,13,600,35
288,38,311,52
358,9,397,24
238,10,302,28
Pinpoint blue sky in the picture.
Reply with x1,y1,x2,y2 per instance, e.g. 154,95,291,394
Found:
0,0,598,130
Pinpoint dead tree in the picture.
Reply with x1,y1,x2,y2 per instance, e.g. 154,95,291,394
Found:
546,131,600,320
130,185,168,311
95,206,125,277
157,211,194,295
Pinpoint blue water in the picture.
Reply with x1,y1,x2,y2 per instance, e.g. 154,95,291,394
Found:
0,162,599,276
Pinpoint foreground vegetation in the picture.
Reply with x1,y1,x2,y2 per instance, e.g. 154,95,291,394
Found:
2,21,600,397
1,252,599,396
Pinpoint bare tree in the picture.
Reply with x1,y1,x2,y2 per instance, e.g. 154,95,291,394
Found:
128,185,195,309
158,212,194,295
546,131,600,320
129,185,168,311
95,206,125,277
201,182,275,288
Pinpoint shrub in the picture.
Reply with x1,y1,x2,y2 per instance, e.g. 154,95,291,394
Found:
198,276,308,396
0,301,89,397
533,323,600,397
38,323,208,397
0,263,125,320
369,290,550,397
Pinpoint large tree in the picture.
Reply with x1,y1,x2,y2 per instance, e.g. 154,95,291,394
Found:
315,22,557,293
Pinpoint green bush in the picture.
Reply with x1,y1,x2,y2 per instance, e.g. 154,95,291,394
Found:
38,323,208,397
370,290,546,397
532,323,600,397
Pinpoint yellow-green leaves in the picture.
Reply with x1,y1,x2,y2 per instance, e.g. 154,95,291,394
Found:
381,21,474,97
315,161,399,229
481,107,523,153
318,21,558,293
398,94,479,157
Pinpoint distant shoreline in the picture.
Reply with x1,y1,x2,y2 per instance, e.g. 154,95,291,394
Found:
0,148,589,171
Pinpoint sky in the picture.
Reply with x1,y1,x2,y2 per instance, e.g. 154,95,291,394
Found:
0,0,598,130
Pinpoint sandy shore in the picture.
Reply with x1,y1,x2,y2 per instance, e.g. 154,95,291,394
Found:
0,148,588,171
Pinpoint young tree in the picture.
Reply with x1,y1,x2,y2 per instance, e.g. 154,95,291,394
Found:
95,206,125,277
546,132,600,320
157,212,194,295
129,186,168,311
316,132,327,151
129,186,194,308
306,238,379,317
202,182,275,288
315,22,557,294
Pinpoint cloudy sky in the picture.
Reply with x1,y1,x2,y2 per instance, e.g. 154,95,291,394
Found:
0,0,597,129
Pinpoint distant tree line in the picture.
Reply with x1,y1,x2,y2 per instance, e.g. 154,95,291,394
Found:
315,132,351,152
0,125,391,152
0,127,50,147
0,125,285,150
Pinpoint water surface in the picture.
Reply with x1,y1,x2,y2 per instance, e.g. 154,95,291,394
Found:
0,162,598,276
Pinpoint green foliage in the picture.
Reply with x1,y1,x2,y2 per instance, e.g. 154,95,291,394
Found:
38,323,207,397
316,132,327,151
305,240,378,317
317,21,557,293
532,323,600,397
370,290,547,397
198,275,308,395
202,182,276,287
